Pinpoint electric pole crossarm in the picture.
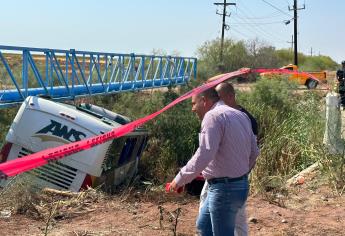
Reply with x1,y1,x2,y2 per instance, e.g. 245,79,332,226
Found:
214,3,236,6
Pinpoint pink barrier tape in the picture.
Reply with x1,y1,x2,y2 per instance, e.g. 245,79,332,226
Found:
0,68,251,178
0,67,319,178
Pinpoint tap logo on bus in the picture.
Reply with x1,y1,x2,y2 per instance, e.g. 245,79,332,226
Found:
32,120,87,143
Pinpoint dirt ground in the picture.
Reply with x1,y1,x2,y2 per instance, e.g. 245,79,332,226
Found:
0,169,344,236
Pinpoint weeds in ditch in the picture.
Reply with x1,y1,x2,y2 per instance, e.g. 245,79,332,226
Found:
238,78,326,194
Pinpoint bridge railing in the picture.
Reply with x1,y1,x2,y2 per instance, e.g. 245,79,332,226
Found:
0,45,197,108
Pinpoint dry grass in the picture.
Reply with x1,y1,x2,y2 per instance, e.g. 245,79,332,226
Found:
0,176,106,220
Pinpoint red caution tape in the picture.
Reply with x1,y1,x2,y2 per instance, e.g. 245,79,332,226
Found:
0,68,251,178
0,67,320,178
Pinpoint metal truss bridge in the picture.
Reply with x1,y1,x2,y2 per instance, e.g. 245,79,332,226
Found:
0,45,197,108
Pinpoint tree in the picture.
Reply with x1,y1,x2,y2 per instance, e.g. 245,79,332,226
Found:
246,38,280,68
196,38,250,80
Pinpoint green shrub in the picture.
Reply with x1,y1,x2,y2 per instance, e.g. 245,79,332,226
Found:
237,77,325,193
0,107,18,147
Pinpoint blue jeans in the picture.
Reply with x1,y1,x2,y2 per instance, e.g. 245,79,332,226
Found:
196,177,249,236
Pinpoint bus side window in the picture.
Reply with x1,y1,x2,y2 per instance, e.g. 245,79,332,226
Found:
103,137,126,171
136,136,148,159
118,137,137,166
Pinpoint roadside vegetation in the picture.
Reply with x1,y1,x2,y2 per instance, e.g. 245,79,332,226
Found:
0,107,17,147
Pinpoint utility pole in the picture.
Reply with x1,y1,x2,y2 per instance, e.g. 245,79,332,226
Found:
214,0,236,72
289,0,305,66
287,35,294,62
310,47,313,57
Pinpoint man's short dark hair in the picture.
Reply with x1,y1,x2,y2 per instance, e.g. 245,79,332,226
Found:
200,88,219,103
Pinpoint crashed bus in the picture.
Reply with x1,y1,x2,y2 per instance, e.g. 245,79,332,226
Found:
0,96,148,192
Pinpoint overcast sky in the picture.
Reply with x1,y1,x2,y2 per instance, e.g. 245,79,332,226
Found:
0,0,343,63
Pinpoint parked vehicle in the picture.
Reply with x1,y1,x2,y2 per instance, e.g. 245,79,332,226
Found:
260,64,327,89
0,96,148,192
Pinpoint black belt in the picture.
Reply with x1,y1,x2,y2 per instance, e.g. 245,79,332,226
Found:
207,174,248,185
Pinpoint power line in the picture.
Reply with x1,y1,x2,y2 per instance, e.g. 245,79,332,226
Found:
283,0,291,6
231,20,289,25
233,7,289,23
236,1,287,36
234,6,287,43
230,27,254,39
261,0,293,18
230,25,278,44
231,25,285,45
226,0,291,49
233,11,287,20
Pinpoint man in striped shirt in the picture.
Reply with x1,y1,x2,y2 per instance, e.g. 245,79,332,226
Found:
200,82,259,236
169,88,259,236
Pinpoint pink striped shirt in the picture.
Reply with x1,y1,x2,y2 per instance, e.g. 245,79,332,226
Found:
174,101,259,187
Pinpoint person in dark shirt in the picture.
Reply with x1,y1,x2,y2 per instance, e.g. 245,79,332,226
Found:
336,61,345,80
216,82,258,236
216,82,258,136
337,61,345,107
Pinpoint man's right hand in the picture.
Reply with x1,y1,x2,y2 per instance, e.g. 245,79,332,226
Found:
165,180,183,193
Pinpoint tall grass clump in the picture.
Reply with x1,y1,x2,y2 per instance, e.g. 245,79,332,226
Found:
0,107,18,147
237,78,326,193
140,91,200,182
0,175,41,218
